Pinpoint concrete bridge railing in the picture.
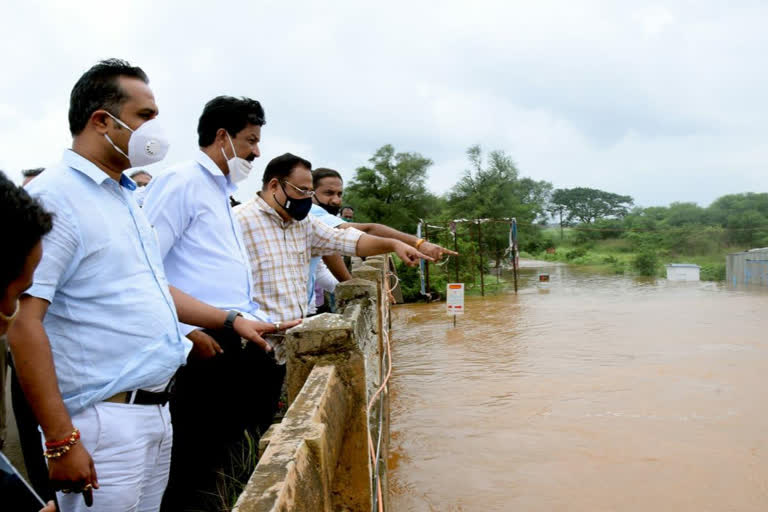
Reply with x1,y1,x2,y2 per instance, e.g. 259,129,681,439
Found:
233,255,392,512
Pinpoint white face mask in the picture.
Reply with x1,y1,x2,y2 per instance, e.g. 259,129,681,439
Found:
221,132,253,184
104,112,170,168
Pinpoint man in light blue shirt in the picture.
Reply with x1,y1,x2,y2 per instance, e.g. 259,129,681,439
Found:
8,60,284,512
143,96,300,512
307,202,347,314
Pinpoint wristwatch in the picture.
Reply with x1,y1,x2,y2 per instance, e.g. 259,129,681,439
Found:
223,310,243,331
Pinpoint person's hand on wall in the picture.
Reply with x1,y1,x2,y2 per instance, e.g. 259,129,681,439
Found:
234,317,302,351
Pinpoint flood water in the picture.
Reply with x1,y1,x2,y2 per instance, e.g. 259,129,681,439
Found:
389,262,768,511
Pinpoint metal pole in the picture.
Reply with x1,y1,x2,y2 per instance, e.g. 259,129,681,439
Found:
513,249,519,293
477,220,485,297
512,220,519,294
495,239,500,285
424,223,430,296
454,229,459,283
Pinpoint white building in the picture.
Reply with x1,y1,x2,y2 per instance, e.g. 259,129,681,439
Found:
665,263,701,281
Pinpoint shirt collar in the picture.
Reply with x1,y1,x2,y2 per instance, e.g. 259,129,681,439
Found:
63,149,137,190
195,150,237,195
254,193,290,224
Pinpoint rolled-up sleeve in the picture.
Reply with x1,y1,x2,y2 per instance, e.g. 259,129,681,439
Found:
309,217,363,257
26,193,81,303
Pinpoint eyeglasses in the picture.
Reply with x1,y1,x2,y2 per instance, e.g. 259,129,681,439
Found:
281,180,315,198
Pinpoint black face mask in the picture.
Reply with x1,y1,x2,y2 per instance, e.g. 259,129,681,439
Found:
275,183,313,221
315,199,341,216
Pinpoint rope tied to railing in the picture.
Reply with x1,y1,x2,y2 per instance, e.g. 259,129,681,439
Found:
368,269,398,512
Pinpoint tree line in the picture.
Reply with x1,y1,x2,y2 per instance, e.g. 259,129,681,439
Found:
344,144,768,296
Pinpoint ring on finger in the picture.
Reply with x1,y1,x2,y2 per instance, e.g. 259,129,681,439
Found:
274,322,281,331
61,489,73,494
83,483,93,491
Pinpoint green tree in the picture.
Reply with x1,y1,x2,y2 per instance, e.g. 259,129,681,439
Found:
342,144,440,234
447,145,552,266
706,193,768,246
550,187,634,225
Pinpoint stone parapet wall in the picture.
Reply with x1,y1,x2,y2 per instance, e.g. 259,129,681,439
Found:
233,256,391,512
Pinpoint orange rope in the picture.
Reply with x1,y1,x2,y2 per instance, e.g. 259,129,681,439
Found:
366,270,398,512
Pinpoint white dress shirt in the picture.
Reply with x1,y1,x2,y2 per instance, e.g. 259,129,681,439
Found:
143,151,267,334
26,150,190,415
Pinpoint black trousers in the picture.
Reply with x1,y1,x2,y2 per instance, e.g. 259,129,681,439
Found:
160,329,285,512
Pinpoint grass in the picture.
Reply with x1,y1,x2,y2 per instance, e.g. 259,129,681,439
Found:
214,431,261,511
538,227,730,280
464,271,510,296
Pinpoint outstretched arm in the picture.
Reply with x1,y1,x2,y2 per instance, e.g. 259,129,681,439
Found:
355,234,433,266
342,222,457,260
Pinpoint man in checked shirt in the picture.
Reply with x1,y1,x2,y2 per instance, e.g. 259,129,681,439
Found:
234,153,431,432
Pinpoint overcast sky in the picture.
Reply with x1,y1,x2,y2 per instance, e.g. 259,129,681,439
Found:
1,0,766,207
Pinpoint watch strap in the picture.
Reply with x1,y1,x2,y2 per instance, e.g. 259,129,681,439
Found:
224,310,242,330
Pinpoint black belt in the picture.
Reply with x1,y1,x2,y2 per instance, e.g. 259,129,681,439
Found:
105,377,176,406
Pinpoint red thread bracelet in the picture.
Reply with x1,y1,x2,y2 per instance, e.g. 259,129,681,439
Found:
45,428,80,449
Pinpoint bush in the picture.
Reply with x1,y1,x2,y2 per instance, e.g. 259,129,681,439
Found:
700,263,726,281
565,247,588,261
632,250,659,276
521,228,552,253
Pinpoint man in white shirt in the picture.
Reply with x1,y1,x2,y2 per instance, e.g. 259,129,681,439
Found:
9,59,282,512
143,96,300,512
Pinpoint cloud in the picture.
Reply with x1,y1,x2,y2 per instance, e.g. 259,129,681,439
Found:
1,0,766,208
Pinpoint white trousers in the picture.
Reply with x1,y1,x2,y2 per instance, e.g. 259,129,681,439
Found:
49,402,173,512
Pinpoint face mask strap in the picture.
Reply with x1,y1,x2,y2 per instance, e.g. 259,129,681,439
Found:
278,181,292,209
219,132,239,162
105,133,130,161
105,111,134,133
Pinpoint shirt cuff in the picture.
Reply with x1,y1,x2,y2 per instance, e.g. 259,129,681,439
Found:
179,322,198,337
25,283,56,303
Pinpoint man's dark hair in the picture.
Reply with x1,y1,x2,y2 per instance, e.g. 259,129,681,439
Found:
69,58,149,136
21,168,44,178
342,206,355,213
312,168,343,188
129,170,152,179
0,172,53,290
262,153,312,186
198,96,266,147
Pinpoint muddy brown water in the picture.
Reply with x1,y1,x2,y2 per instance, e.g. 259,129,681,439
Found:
389,263,768,511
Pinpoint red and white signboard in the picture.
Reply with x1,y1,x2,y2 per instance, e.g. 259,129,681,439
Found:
446,283,465,315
